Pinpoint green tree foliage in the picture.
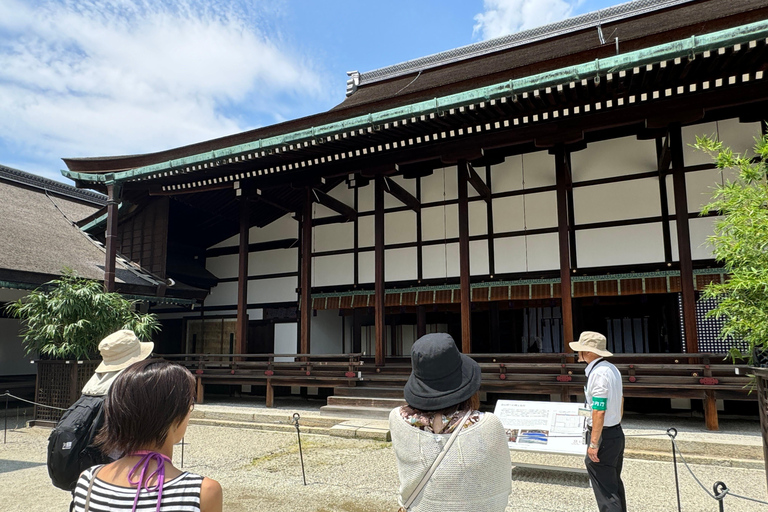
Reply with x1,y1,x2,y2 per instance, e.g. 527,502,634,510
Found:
6,269,160,360
695,130,768,364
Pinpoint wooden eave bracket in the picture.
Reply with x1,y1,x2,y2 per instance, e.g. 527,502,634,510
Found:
658,135,672,172
466,164,491,204
312,188,357,220
384,176,420,212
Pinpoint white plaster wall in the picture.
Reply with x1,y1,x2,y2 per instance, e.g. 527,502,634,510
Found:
491,155,523,193
683,119,761,167
0,318,30,376
469,201,488,236
209,213,297,249
384,175,417,209
358,182,374,212
358,251,374,284
524,191,558,229
204,281,238,307
250,248,298,275
327,181,354,209
313,254,354,286
526,233,560,271
493,196,525,234
493,236,528,273
421,204,458,241
385,210,417,244
421,167,458,203
571,136,656,182
522,151,557,188
669,217,719,261
386,247,418,281
310,309,344,354
312,203,337,219
684,168,723,214
314,222,354,252
573,178,661,224
470,240,489,275
576,224,664,267
422,243,460,279
248,277,298,304
358,215,374,248
274,323,297,361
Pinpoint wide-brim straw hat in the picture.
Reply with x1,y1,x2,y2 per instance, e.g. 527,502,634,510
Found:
569,331,613,358
404,333,481,411
95,330,154,372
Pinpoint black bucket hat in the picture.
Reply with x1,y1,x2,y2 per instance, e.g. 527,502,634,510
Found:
403,333,482,411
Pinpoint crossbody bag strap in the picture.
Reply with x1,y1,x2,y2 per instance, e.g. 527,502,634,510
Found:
83,465,105,512
402,410,472,511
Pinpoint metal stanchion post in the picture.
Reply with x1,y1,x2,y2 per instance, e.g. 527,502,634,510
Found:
181,437,185,468
292,413,307,485
667,428,681,512
4,391,8,444
714,481,727,512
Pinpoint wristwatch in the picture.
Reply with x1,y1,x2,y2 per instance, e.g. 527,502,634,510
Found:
589,441,600,449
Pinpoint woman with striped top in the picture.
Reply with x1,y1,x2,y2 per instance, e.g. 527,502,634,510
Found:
72,359,222,512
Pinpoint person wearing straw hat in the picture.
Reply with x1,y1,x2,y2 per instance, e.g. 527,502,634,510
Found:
82,330,155,396
389,333,511,512
570,331,626,512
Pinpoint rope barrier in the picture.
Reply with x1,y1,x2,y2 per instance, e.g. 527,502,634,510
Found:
0,392,68,411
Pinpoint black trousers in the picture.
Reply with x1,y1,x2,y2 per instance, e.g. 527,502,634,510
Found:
585,425,626,512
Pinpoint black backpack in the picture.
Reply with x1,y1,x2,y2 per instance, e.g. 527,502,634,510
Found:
47,394,111,491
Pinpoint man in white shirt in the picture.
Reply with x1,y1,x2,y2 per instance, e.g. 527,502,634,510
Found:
570,331,626,512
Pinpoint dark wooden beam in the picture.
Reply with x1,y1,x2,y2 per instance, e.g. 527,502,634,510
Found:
555,146,574,353
149,183,232,196
104,184,121,292
658,135,672,172
236,197,250,355
565,152,577,269
442,148,484,165
457,160,472,353
374,176,386,366
312,188,356,220
384,176,420,212
467,164,491,204
417,306,426,339
657,137,673,263
300,187,312,356
252,191,295,214
670,124,699,355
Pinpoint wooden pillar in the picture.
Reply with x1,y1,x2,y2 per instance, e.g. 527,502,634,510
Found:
300,187,312,356
417,306,427,339
490,302,500,353
458,160,472,353
236,198,249,355
704,390,719,431
104,184,120,292
195,377,204,404
555,147,574,351
670,125,699,354
265,379,274,408
374,176,386,366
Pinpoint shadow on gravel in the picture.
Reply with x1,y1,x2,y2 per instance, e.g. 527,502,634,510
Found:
0,459,45,474
511,467,591,488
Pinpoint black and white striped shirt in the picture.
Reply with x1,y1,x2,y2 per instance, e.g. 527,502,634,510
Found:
73,466,203,512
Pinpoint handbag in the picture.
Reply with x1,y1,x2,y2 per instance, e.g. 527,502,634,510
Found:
398,409,472,512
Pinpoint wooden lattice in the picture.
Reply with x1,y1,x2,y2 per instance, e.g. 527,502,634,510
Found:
35,360,100,423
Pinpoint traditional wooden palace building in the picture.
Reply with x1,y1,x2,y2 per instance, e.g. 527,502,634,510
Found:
61,0,768,422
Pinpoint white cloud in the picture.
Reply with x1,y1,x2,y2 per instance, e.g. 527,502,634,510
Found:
0,0,330,180
473,0,579,41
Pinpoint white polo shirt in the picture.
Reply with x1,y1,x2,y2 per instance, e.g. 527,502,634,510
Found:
584,358,623,428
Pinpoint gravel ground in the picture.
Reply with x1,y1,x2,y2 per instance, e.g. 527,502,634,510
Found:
2,416,767,512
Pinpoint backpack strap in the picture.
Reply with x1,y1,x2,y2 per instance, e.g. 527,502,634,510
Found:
83,465,105,512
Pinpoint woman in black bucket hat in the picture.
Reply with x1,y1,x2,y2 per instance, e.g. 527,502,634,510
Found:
389,333,511,512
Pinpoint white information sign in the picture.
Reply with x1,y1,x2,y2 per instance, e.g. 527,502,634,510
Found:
494,399,587,456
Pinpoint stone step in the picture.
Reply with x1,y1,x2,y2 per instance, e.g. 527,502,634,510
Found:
326,396,406,408
191,409,339,428
319,405,394,420
329,420,392,441
333,386,404,398
624,448,763,469
625,436,763,460
190,418,332,435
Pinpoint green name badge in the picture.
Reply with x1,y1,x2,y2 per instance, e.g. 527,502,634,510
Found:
592,397,607,411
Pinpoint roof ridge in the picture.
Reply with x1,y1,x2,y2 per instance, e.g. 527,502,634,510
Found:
355,0,693,87
0,164,106,205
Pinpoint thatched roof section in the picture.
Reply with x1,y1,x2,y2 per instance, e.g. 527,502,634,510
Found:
0,165,161,288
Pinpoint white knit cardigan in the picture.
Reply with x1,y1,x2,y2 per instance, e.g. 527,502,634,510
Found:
389,407,512,512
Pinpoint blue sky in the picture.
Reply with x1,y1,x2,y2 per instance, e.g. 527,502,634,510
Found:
0,0,622,182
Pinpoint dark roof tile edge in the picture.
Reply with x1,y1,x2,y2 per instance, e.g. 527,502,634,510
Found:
0,164,106,205
357,0,693,85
